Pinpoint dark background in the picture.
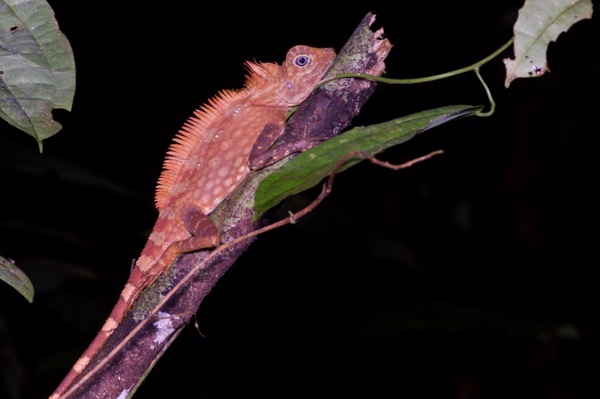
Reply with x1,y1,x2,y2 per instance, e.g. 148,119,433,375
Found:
1,1,598,398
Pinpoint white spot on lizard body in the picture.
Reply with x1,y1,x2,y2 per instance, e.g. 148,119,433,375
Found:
73,355,91,373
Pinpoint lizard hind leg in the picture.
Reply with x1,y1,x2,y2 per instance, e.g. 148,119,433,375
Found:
132,209,221,308
139,209,220,289
179,207,221,252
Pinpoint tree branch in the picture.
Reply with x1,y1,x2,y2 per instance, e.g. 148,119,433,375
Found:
62,12,392,399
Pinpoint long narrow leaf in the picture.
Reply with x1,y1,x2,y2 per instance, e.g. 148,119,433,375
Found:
255,105,482,218
0,255,33,302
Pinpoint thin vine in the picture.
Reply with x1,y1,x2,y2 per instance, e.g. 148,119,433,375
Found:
320,37,514,117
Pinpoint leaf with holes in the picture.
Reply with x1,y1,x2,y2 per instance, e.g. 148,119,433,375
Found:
0,0,75,150
503,0,593,88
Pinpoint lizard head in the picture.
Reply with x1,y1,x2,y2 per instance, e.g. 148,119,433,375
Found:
277,45,336,106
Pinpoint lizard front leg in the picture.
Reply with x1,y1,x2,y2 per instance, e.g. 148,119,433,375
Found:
249,90,336,170
248,120,286,169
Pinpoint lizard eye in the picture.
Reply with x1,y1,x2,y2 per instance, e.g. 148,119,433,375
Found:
293,54,311,67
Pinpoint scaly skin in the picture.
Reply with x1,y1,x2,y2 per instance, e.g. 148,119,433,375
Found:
50,45,335,399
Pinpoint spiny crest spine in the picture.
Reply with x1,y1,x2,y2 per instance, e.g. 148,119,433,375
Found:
154,60,279,211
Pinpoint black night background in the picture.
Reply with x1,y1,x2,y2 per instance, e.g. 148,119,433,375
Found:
0,1,598,398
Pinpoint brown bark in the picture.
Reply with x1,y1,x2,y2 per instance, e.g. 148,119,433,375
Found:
60,12,392,399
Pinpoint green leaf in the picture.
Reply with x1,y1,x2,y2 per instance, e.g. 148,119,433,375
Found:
503,0,593,88
254,105,482,218
0,0,76,150
0,254,33,302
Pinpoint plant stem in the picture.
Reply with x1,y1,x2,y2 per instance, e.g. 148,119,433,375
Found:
325,37,514,85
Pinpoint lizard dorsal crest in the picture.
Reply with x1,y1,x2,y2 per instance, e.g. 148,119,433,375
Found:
154,45,335,212
154,63,278,211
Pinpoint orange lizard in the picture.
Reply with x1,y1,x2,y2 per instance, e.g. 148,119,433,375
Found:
50,44,336,399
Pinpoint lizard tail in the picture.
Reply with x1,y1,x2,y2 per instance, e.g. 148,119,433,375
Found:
48,269,144,399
